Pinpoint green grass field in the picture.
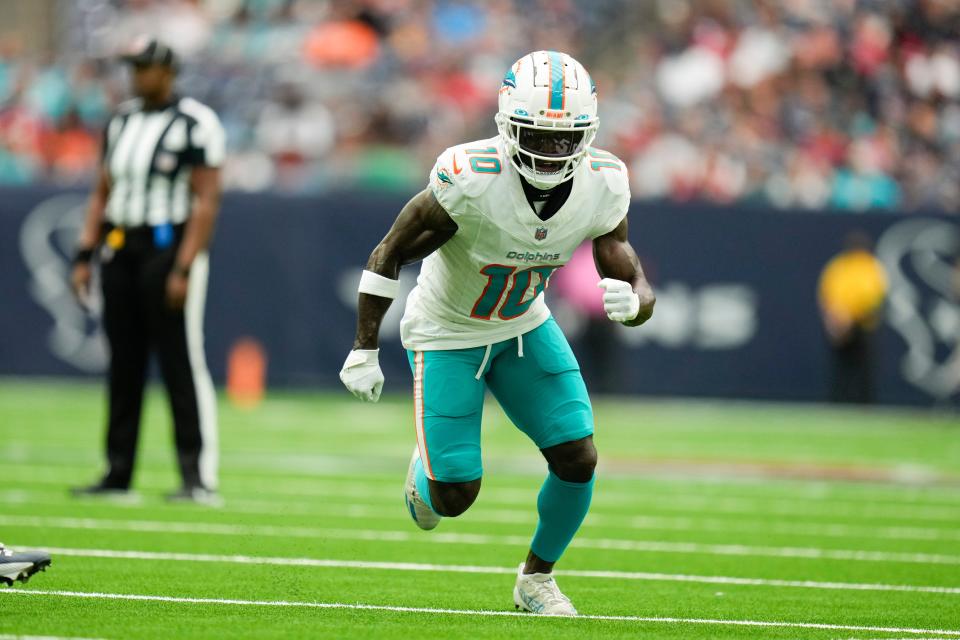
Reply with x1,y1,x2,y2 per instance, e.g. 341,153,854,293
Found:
1,379,959,639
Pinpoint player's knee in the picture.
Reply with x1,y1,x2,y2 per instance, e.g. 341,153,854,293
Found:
545,437,597,483
428,478,481,517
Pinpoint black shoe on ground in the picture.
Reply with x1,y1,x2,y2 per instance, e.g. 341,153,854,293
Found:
71,480,136,500
165,485,223,507
0,543,51,586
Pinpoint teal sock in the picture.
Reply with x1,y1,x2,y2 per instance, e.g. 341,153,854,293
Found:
530,471,594,563
413,456,438,514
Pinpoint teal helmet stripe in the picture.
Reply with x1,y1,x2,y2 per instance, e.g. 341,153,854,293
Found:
547,51,565,110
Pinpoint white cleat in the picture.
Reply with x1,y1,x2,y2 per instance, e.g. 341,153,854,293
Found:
513,563,578,616
404,446,441,531
0,543,51,587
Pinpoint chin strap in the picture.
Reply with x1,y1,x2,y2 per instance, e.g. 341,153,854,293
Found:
512,155,574,190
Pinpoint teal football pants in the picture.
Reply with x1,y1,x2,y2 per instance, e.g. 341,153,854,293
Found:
407,317,593,483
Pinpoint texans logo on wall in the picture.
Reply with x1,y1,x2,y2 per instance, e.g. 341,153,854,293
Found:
19,194,108,373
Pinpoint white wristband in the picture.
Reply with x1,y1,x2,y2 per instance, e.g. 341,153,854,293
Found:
358,270,400,299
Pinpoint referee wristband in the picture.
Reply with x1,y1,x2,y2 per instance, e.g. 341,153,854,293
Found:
358,270,400,299
73,248,95,265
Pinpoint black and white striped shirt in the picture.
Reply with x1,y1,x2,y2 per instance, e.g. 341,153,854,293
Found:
103,96,225,227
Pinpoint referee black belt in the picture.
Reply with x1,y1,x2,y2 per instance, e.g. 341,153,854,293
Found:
102,222,186,251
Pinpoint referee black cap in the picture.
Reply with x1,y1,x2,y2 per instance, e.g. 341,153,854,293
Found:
121,36,178,69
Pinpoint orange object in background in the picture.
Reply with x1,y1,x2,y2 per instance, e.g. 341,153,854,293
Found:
303,20,380,69
226,337,267,409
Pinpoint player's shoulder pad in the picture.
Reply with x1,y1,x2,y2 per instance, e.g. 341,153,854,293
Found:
432,137,503,200
584,146,630,197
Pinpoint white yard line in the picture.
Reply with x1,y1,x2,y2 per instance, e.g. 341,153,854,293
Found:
6,487,960,543
24,546,960,596
1,589,957,636
4,515,960,566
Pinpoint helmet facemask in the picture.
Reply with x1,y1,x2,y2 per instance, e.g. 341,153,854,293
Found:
497,113,598,189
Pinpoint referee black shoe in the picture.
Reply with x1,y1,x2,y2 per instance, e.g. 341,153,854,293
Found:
165,485,223,507
0,543,51,586
71,479,136,500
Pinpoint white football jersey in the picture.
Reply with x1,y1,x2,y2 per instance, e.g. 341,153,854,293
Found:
400,135,630,351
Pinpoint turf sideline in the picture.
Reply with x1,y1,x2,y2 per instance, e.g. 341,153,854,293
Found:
6,515,960,565
2,589,958,636
22,547,960,595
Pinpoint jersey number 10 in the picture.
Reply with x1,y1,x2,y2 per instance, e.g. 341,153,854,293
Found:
465,147,501,174
471,264,557,320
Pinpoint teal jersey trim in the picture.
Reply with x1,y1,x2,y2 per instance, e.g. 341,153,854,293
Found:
548,51,564,110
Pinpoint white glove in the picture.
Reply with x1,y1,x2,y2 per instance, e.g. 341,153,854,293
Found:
598,278,640,323
339,349,384,402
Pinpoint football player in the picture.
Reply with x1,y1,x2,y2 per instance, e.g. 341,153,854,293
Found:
340,51,654,615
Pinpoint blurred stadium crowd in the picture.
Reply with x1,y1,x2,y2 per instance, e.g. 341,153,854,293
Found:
0,0,958,212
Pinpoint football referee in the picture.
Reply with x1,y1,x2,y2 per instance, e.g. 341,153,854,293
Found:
70,38,224,504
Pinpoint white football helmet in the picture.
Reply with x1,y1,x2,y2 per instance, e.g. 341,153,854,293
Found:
496,50,599,189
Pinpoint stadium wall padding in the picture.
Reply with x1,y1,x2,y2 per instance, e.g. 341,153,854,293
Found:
2,186,958,407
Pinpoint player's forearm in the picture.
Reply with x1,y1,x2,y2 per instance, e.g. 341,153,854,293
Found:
366,241,402,279
622,276,655,326
621,260,655,326
353,243,402,349
354,293,393,349
593,225,656,326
